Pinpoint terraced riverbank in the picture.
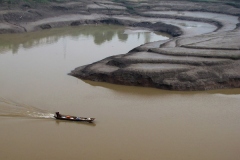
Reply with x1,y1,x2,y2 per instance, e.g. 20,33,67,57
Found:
1,0,240,90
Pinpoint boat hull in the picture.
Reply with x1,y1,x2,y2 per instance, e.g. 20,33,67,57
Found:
54,116,95,123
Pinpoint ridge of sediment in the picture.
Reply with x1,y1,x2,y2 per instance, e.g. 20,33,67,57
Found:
1,0,240,90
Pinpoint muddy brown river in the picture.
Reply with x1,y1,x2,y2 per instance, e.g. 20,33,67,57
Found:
0,25,239,160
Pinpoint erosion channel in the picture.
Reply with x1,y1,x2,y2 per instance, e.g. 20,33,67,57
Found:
1,0,240,90
0,1,240,160
0,24,240,160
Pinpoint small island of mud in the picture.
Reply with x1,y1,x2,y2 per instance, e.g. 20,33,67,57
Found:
1,0,240,90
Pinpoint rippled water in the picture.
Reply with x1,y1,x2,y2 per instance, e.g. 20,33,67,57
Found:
0,25,239,160
0,97,54,118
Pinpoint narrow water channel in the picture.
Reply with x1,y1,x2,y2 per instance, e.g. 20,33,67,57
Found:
0,25,239,160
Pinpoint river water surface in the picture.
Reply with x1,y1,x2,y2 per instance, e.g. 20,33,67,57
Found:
0,25,240,160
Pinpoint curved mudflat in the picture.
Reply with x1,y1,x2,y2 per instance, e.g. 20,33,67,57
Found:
1,0,240,90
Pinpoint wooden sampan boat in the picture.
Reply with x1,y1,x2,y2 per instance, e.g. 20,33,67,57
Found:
54,112,95,123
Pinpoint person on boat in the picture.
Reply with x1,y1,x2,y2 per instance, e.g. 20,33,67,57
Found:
55,112,61,118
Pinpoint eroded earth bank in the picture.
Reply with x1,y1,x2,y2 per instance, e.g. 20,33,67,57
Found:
1,0,240,90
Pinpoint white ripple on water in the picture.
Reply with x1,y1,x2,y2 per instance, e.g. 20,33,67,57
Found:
0,97,54,119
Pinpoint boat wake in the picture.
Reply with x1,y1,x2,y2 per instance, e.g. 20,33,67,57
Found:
0,97,55,119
